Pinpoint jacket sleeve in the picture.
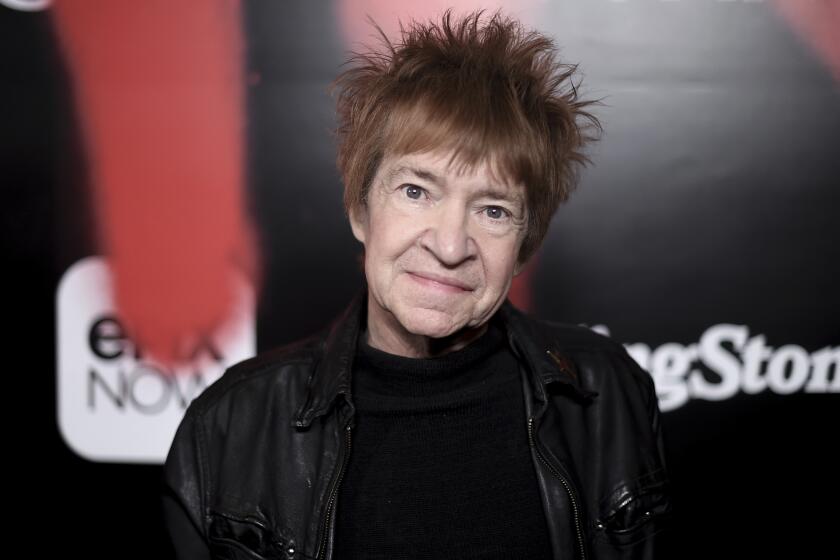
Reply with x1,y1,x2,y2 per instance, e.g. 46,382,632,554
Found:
590,345,673,560
632,348,674,558
641,358,669,477
161,406,212,560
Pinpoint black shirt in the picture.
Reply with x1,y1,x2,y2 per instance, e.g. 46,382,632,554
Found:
333,314,553,559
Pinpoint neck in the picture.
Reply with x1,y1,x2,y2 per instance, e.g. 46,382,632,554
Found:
364,297,489,358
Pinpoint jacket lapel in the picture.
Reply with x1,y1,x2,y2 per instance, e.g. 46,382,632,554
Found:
498,300,599,403
293,289,364,428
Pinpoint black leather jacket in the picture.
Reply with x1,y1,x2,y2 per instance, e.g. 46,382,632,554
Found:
162,290,672,560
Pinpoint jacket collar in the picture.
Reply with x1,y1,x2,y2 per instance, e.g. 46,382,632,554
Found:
293,286,597,428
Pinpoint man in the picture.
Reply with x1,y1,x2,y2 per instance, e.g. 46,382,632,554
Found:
162,9,671,560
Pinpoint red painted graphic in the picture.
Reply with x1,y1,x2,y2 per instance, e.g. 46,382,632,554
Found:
52,0,258,369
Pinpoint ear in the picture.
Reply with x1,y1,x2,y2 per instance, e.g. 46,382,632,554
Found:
349,203,368,244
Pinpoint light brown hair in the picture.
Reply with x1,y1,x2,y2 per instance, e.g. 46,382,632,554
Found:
330,8,603,264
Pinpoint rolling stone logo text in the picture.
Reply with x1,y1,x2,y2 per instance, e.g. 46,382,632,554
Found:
592,324,839,412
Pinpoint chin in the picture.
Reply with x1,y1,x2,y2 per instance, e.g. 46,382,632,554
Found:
396,307,464,339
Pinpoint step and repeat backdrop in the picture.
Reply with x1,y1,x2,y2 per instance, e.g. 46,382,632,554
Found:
3,0,837,558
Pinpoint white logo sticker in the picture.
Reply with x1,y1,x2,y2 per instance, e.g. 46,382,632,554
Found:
57,256,256,464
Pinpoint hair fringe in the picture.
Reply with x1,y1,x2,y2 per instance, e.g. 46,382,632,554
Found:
330,8,604,264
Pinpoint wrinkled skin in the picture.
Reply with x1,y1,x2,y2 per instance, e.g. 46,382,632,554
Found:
349,149,528,358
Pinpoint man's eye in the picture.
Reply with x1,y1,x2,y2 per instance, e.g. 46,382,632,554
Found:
485,206,510,220
402,184,425,200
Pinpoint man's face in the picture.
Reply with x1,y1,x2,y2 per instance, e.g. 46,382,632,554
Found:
349,149,527,342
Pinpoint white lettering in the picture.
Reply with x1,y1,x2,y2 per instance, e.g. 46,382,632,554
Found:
741,335,771,394
766,345,810,394
650,343,691,411
690,324,745,401
807,347,840,393
611,324,839,411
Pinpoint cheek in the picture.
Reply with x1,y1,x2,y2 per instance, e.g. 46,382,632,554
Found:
369,208,422,258
481,241,520,286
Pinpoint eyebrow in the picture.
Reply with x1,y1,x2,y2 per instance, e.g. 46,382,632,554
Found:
388,165,524,210
387,165,443,186
472,187,524,208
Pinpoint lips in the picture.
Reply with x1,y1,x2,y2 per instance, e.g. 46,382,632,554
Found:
407,271,473,291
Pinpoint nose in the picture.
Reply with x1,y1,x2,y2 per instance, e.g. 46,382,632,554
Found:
420,202,477,266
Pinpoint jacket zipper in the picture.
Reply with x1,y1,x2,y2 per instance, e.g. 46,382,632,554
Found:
528,416,586,560
316,422,353,560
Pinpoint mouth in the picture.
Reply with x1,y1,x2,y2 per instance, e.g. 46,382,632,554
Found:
406,271,473,293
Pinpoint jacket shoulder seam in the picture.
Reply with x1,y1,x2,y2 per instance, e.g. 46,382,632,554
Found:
190,335,325,414
530,316,628,353
196,356,317,414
